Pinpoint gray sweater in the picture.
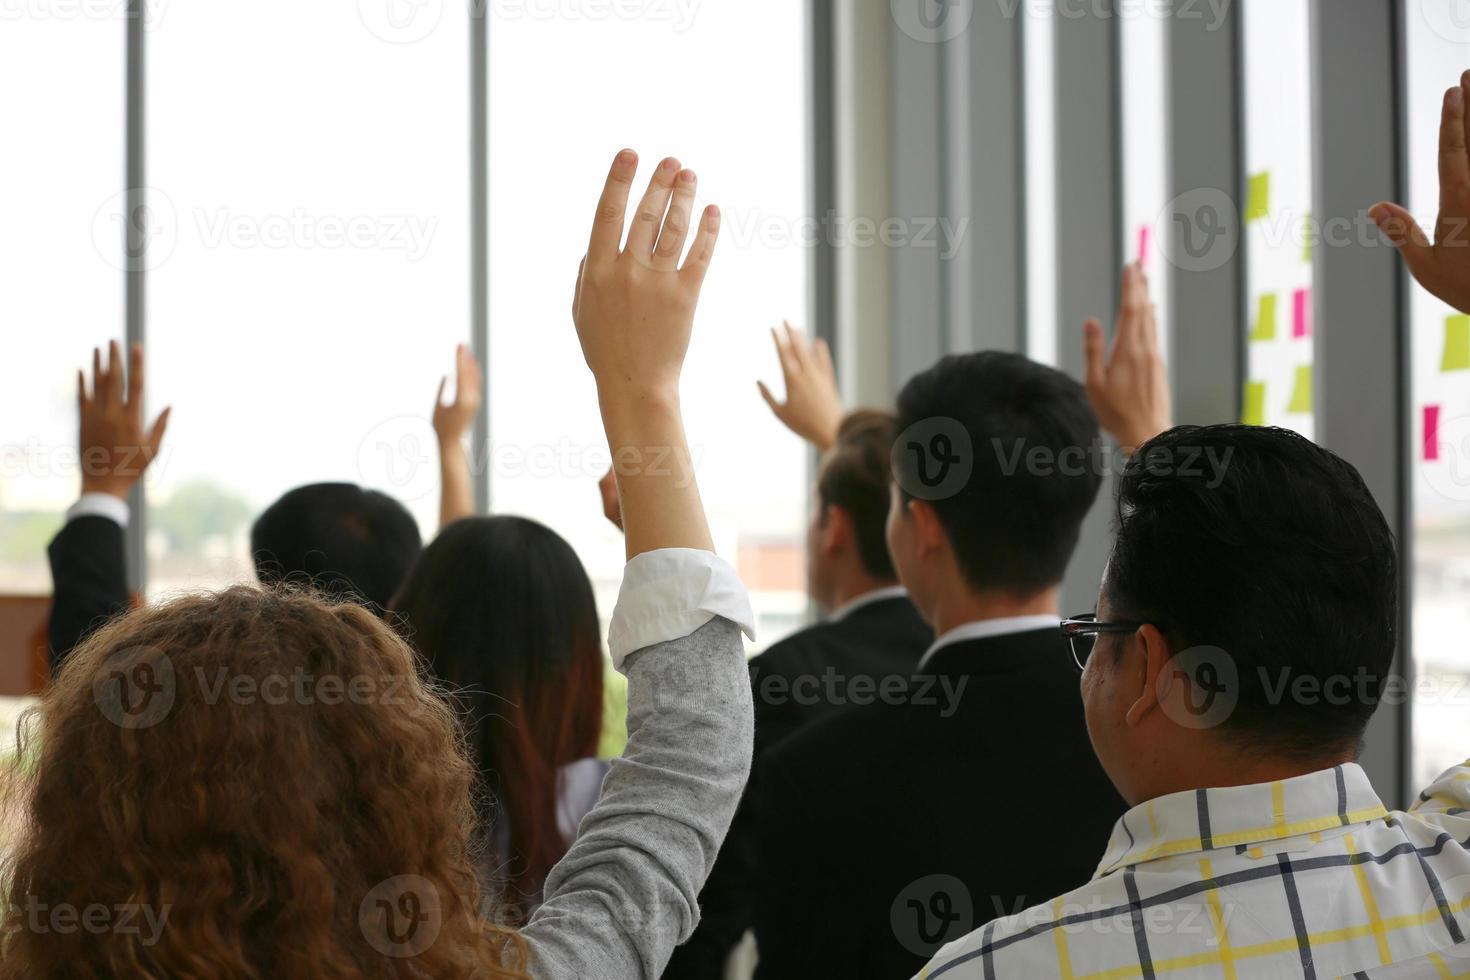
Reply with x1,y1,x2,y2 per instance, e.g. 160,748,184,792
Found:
522,617,754,978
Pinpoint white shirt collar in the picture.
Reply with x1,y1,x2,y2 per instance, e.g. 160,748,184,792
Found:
828,585,909,623
915,614,1061,671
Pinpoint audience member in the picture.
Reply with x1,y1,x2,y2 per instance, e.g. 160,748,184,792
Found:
391,516,609,918
749,265,1166,978
432,341,484,529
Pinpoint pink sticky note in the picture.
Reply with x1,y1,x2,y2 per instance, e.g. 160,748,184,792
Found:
1292,288,1312,339
1137,225,1151,267
1425,405,1442,461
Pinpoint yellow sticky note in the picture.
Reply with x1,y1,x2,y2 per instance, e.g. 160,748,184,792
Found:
1443,315,1470,372
1288,365,1314,414
1302,212,1313,263
1243,381,1266,426
1249,294,1278,342
1246,172,1271,222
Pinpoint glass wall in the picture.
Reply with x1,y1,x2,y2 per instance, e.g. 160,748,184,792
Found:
488,0,811,648
1119,5,1170,363
1240,0,1316,437
1024,0,1058,367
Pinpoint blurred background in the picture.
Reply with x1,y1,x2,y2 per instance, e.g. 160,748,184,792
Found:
0,0,1465,808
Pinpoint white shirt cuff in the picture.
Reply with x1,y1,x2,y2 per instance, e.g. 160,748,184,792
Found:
606,548,756,671
67,493,131,528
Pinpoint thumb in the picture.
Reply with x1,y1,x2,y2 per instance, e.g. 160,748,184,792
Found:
757,380,782,414
146,407,172,459
434,376,448,409
1082,318,1107,394
1371,202,1435,279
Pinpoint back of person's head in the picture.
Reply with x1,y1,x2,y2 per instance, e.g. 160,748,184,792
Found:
1,587,527,978
1105,424,1397,761
817,409,900,581
251,483,422,613
390,516,603,912
894,351,1103,594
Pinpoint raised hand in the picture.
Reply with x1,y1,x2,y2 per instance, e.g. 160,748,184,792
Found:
78,341,170,500
1082,264,1171,453
1372,72,1470,314
573,150,720,558
757,322,842,452
433,343,483,528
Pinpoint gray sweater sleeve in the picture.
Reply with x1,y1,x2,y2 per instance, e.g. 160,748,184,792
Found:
521,616,755,978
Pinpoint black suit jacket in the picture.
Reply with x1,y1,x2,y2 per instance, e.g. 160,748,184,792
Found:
662,595,932,979
749,628,1126,980
47,515,130,674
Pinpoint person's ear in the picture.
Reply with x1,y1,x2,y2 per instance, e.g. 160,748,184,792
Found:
1124,624,1172,728
907,499,948,558
820,504,852,558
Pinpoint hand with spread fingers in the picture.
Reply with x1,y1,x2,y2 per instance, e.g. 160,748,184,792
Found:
1082,263,1172,454
432,342,484,528
757,322,842,452
572,150,721,558
78,340,171,500
1373,70,1470,315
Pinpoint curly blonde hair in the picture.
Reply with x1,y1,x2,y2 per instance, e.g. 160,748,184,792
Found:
0,586,531,978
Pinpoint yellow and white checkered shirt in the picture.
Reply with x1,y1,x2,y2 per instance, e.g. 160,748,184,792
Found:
919,763,1470,979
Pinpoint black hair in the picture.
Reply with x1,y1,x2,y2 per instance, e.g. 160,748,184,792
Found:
818,409,900,580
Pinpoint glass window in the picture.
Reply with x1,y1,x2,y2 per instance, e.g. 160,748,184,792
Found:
146,2,469,594
1119,5,1170,363
0,11,124,593
1024,0,1058,367
487,1,811,650
1405,6,1470,789
1240,0,1316,437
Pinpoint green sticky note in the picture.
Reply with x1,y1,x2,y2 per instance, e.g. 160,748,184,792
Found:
1246,172,1271,223
1249,294,1278,342
1288,365,1314,415
1302,212,1314,263
1243,381,1267,426
1443,314,1470,372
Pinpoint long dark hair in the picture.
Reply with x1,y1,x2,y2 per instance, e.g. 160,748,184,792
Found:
390,517,604,913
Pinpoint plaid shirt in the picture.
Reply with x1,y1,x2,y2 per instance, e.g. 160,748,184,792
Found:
918,762,1470,979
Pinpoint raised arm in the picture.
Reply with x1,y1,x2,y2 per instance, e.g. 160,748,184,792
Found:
521,151,755,979
1373,71,1470,315
1082,263,1172,454
431,343,483,530
757,321,843,452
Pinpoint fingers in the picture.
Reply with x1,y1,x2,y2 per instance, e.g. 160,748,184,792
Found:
106,341,123,407
680,205,721,289
435,376,447,409
1443,85,1470,220
814,336,836,381
757,380,782,415
456,344,481,398
77,368,88,409
626,156,682,259
126,343,145,414
1082,318,1107,395
146,407,171,459
1118,264,1148,350
588,150,638,266
784,322,814,372
1372,201,1436,283
653,169,698,271
772,325,801,380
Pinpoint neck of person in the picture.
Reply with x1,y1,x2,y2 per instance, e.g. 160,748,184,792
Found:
928,583,1060,639
822,567,902,617
1132,739,1360,806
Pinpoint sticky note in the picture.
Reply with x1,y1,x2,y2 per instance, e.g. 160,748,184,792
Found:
1249,294,1278,342
1243,381,1266,426
1443,315,1470,372
1246,172,1271,223
1287,365,1314,414
1137,225,1151,267
1293,288,1312,339
1302,213,1314,263
1425,405,1442,462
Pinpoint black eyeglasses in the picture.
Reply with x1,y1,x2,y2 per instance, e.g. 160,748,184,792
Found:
1060,614,1144,671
